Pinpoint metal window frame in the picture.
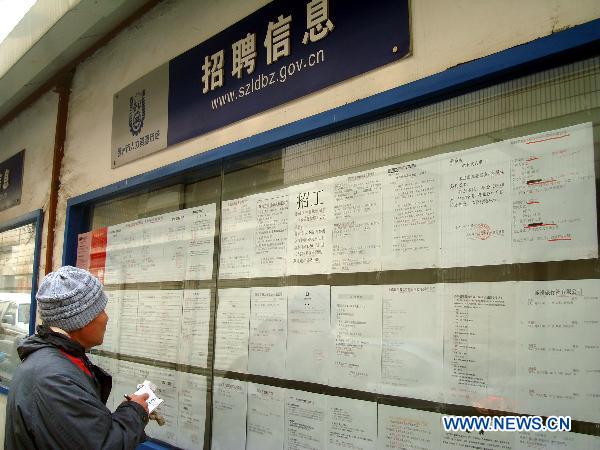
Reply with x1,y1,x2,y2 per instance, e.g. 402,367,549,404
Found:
60,19,600,450
0,209,44,395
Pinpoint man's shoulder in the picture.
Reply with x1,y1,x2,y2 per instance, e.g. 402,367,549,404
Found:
9,346,64,400
22,343,65,363
11,347,99,409
16,345,81,384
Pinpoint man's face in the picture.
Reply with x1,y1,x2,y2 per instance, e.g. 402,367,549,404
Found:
70,309,109,349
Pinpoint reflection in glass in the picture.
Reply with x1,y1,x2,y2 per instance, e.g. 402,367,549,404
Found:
0,223,35,385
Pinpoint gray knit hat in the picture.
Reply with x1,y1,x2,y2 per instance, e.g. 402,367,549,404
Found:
36,266,108,331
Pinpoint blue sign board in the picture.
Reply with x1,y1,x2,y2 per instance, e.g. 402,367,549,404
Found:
168,0,410,146
0,150,24,212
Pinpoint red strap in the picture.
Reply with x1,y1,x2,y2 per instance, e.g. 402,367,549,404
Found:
59,350,92,377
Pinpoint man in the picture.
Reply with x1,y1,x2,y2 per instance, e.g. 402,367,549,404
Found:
5,266,149,450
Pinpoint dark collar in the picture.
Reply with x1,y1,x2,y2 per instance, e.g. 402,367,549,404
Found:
36,324,87,358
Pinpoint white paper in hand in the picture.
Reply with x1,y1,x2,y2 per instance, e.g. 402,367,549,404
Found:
134,380,164,413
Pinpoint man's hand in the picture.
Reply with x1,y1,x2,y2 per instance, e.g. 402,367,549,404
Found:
127,392,149,413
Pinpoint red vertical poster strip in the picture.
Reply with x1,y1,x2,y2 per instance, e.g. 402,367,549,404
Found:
89,227,108,283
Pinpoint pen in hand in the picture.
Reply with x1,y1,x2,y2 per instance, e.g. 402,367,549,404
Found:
123,393,164,425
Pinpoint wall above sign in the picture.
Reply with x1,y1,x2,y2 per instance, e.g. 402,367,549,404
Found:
111,0,410,168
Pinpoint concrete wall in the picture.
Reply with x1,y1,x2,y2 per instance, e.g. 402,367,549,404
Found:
0,90,58,278
51,0,600,268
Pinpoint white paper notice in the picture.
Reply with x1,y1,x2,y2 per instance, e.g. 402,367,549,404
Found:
285,389,327,450
287,180,334,275
75,231,91,270
510,123,597,263
516,279,600,422
212,377,247,450
178,289,211,368
246,383,285,450
129,212,184,283
98,289,122,353
254,191,289,277
104,221,140,284
248,286,287,378
133,382,163,413
286,285,331,384
118,290,184,364
382,157,441,270
377,405,441,450
185,204,216,280
219,197,256,279
214,288,251,372
440,123,597,269
517,431,600,450
327,396,377,450
443,282,516,411
441,427,515,450
441,144,512,268
331,285,382,393
112,290,139,356
104,205,216,284
139,290,184,363
380,284,443,402
176,372,207,450
331,169,382,273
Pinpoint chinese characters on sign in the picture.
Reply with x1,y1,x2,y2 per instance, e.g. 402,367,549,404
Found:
168,0,410,145
116,130,161,158
202,1,335,93
232,33,257,79
303,0,334,44
112,0,410,165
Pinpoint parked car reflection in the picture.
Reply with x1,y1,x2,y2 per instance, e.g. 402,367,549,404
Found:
0,293,30,383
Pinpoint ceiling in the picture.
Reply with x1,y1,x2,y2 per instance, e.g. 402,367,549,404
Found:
0,0,154,121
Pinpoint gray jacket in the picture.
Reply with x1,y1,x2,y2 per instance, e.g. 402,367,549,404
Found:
4,326,148,450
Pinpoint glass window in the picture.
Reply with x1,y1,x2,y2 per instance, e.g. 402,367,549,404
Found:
1,303,16,325
17,303,29,324
86,173,220,448
82,56,600,449
0,222,36,386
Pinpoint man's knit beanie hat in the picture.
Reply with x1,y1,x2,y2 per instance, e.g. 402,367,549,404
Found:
36,266,107,332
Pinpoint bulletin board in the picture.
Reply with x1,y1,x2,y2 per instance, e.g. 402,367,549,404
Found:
66,25,600,450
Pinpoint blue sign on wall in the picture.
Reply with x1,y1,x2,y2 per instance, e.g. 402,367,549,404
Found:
168,0,410,146
0,150,24,212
